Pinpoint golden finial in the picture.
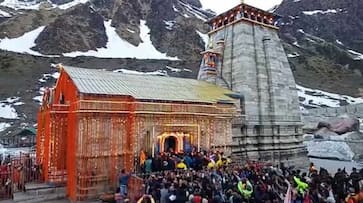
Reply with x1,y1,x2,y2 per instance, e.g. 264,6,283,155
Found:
240,0,245,4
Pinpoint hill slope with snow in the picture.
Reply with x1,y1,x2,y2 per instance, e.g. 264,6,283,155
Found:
276,0,363,97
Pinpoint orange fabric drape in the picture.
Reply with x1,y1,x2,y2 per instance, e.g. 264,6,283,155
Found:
139,151,146,166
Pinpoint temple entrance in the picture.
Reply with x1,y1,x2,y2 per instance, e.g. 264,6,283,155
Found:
164,136,177,153
157,132,193,153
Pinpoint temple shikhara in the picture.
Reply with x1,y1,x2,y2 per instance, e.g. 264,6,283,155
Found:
36,2,307,202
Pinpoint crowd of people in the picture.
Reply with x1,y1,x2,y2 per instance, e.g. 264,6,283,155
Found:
115,149,363,203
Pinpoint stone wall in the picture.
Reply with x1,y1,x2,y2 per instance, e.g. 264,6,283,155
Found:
206,21,307,166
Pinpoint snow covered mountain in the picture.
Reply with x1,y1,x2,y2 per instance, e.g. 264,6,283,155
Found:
0,0,212,61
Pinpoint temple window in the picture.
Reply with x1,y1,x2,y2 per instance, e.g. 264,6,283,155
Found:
251,15,256,21
229,15,235,23
223,17,228,26
241,125,247,135
263,17,269,24
218,20,223,27
257,16,262,23
253,125,262,135
277,125,280,134
237,11,242,19
60,93,65,104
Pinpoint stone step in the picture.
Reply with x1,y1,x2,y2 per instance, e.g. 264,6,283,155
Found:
13,183,67,203
25,186,66,196
13,192,66,203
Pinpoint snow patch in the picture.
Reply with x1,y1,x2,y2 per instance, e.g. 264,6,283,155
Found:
178,0,208,21
52,72,60,79
164,20,176,31
126,28,135,33
57,0,90,10
297,84,363,108
336,40,344,45
0,0,41,10
0,123,11,132
303,9,342,15
0,26,59,57
164,66,192,73
165,66,182,73
297,29,305,34
287,52,300,58
172,4,179,12
0,103,18,119
0,97,22,119
13,102,24,106
38,72,58,83
4,97,20,103
348,50,363,60
0,9,11,17
293,41,301,47
33,96,43,103
63,20,179,60
196,31,209,49
113,69,168,76
0,0,90,10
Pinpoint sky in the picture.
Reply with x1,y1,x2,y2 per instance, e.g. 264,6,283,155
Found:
199,0,283,14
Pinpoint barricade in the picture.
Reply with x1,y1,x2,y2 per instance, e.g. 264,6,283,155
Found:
0,164,13,200
128,175,145,202
0,151,43,200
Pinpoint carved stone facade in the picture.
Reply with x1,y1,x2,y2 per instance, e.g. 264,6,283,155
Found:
198,3,308,166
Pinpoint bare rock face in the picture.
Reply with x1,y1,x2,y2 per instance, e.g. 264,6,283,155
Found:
32,4,107,55
49,0,74,4
183,0,202,8
314,127,338,139
276,0,363,97
147,0,210,62
0,9,62,39
330,117,360,135
111,0,143,46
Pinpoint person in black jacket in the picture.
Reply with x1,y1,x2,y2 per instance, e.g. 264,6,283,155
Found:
350,168,361,193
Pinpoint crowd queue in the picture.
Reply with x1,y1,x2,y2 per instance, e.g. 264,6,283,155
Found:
116,148,363,203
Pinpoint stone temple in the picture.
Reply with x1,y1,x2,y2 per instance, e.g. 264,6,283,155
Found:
198,2,307,165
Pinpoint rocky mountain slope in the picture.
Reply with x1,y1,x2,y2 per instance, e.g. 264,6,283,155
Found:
1,0,363,136
276,0,363,97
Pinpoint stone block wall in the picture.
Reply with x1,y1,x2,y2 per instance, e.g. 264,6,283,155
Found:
208,21,307,165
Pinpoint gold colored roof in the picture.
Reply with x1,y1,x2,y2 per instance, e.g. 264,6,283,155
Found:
62,66,236,104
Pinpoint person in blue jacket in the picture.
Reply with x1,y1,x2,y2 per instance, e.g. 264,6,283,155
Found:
119,169,131,196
